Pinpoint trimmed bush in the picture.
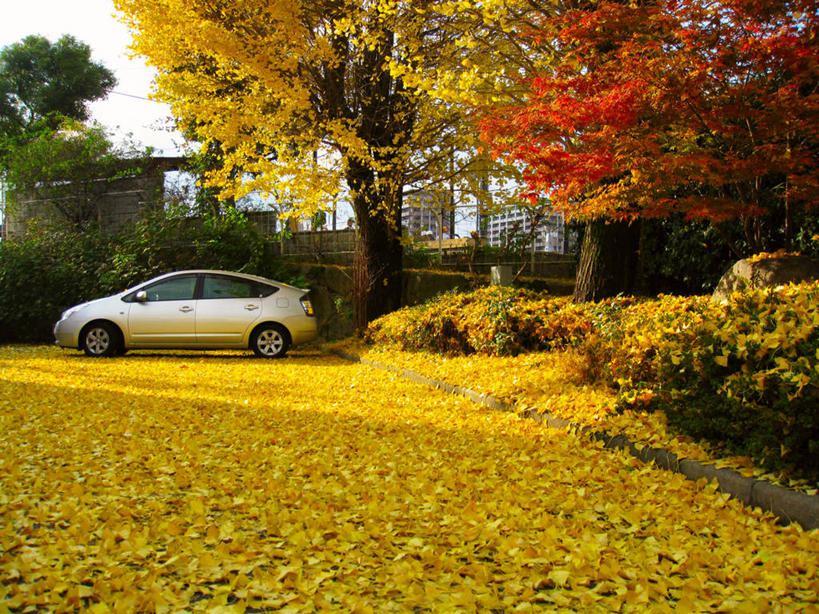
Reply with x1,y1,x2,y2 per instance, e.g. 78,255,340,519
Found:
364,286,592,355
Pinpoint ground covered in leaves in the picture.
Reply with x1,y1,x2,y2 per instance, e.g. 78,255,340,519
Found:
1,346,817,612
345,343,817,493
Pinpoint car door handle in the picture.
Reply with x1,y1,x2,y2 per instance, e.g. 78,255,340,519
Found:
179,306,193,313
244,304,260,311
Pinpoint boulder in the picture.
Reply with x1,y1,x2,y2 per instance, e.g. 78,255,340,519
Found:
712,255,819,301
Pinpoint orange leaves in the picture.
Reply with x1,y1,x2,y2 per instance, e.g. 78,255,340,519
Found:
478,0,819,225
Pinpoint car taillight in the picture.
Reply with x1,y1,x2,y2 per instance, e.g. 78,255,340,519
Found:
300,297,314,317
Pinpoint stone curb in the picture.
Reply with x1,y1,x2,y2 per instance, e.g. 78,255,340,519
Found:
325,346,819,531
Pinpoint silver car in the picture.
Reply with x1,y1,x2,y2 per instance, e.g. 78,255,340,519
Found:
54,270,317,358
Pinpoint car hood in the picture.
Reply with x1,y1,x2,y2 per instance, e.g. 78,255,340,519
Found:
67,294,119,313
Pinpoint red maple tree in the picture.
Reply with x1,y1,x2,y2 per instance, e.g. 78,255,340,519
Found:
481,0,819,254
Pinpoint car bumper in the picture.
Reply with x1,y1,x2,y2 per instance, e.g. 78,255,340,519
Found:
54,318,81,349
289,320,319,346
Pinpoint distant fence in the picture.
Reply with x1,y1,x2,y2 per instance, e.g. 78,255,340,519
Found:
269,229,357,261
264,227,575,279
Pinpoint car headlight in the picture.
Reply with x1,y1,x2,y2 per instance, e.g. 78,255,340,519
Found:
60,305,84,320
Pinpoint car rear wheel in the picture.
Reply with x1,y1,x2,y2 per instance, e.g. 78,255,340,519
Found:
251,324,290,358
81,322,121,357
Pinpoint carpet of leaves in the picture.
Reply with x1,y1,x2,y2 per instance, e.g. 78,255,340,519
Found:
347,343,713,462
1,346,818,613
361,283,819,489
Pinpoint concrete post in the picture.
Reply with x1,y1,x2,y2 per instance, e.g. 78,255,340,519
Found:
491,265,514,286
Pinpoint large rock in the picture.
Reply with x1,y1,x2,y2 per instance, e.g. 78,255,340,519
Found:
712,255,819,301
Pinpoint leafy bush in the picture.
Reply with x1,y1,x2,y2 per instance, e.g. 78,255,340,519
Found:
364,282,819,481
364,286,592,355
579,294,717,390
403,239,441,269
576,285,819,478
101,204,269,291
651,284,819,479
0,222,115,342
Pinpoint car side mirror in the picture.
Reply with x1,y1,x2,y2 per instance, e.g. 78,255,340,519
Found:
135,290,148,302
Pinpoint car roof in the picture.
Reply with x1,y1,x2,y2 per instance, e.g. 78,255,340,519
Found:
133,270,307,293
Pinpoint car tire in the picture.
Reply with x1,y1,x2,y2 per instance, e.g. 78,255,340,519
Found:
251,324,290,358
81,322,121,357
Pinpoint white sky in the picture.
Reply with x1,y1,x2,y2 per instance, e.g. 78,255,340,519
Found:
0,0,184,155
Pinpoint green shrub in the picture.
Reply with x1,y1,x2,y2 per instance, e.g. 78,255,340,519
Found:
0,222,115,342
101,204,269,291
403,240,441,269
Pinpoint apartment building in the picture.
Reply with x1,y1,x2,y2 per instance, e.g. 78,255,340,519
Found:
485,207,567,254
402,192,442,238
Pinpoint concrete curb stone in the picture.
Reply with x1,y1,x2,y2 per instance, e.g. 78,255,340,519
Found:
324,346,819,530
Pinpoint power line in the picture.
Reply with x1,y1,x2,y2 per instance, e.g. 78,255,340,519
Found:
109,91,159,102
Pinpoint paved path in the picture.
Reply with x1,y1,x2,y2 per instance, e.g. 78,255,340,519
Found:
0,347,816,612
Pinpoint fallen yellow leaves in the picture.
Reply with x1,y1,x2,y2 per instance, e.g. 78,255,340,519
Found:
1,346,818,612
360,283,819,489
348,342,817,493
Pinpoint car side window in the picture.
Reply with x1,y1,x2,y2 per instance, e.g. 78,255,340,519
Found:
202,276,254,299
202,275,278,299
253,282,278,297
143,276,198,302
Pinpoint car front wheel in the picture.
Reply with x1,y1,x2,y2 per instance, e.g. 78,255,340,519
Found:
251,324,290,358
81,322,121,357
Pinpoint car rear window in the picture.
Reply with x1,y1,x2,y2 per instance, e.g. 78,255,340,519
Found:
202,275,278,299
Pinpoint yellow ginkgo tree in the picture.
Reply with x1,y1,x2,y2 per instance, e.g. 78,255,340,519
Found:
114,0,523,330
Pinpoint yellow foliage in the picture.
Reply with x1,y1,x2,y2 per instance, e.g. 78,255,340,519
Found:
360,282,819,489
1,346,817,611
365,286,592,355
349,342,727,471
747,249,801,262
112,0,523,222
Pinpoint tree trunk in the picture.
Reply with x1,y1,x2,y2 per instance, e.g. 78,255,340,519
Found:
349,161,403,334
573,219,641,303
336,27,411,333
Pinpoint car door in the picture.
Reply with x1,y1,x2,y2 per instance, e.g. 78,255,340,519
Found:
195,274,267,346
126,274,199,346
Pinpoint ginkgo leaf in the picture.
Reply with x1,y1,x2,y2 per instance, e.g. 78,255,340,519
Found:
548,569,572,587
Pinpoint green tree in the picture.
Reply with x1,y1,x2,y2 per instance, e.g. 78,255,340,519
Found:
0,34,116,141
